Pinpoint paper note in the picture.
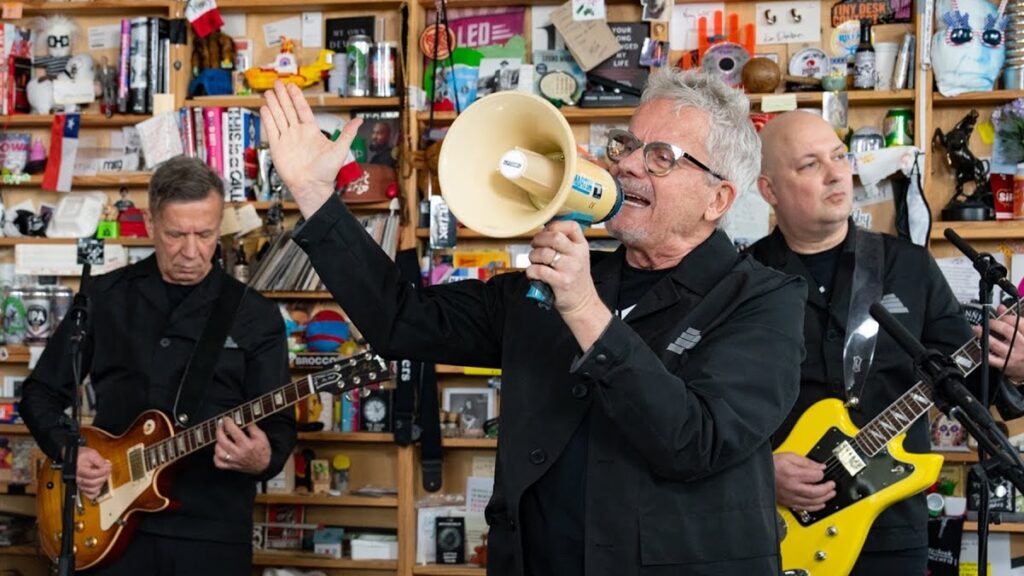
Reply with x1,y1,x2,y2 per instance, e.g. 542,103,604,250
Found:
88,24,121,50
936,254,1010,303
221,14,247,38
264,16,302,48
670,3,724,51
550,1,621,71
761,93,797,112
302,12,323,48
756,2,821,44
471,456,496,477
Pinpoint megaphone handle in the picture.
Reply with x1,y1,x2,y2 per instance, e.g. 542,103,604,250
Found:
526,280,555,310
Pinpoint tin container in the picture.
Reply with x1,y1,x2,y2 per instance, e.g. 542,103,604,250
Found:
371,41,397,97
347,35,371,97
994,173,1015,220
24,287,51,344
883,108,913,147
3,287,25,345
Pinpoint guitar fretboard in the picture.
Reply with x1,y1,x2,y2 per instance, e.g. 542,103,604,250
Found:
852,302,1020,456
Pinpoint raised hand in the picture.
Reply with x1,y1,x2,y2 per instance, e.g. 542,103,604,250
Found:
260,81,362,218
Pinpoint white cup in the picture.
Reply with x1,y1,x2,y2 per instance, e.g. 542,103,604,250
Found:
944,495,968,517
874,42,899,90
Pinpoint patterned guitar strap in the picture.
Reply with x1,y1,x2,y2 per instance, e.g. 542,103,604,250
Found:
842,230,885,409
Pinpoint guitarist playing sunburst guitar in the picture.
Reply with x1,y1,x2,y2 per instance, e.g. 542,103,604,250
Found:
748,111,1024,576
20,156,296,575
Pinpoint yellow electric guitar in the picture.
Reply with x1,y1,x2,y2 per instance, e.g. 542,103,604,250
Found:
35,351,391,571
776,320,990,576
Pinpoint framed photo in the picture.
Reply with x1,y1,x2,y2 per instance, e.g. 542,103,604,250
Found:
442,387,497,431
2,375,25,399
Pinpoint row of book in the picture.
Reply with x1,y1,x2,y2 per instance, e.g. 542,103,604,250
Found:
250,212,399,292
178,106,261,202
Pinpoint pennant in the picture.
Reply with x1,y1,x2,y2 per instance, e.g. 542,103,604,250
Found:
185,0,224,38
42,113,79,193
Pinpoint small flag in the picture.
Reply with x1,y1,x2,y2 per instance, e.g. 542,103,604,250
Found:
42,113,80,193
185,0,224,38
330,128,363,189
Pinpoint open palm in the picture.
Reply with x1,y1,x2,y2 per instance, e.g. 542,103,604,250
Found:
260,81,362,217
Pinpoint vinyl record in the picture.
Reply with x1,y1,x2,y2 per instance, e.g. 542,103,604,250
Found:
701,42,750,87
789,47,829,79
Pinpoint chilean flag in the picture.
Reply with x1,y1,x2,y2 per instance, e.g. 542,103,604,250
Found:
42,113,80,193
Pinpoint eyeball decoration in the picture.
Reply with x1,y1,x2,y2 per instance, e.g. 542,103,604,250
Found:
931,0,1008,96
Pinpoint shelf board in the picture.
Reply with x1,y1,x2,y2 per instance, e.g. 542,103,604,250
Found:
0,424,29,435
418,106,635,123
252,550,397,569
412,564,486,575
12,1,171,15
297,431,393,443
185,96,399,110
1,114,150,128
256,493,397,507
3,173,151,188
414,227,612,240
0,545,39,556
935,450,978,463
0,345,31,364
964,521,1024,533
933,89,1024,106
217,0,403,10
0,237,152,246
441,438,497,449
929,221,1024,241
261,291,334,300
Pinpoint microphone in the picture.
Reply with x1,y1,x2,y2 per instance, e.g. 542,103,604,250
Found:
69,263,91,338
869,302,995,433
944,228,1020,300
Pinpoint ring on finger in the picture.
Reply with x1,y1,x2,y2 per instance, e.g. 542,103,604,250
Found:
551,253,561,267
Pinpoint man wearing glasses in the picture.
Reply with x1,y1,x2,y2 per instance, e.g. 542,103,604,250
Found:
261,67,806,575
748,110,975,574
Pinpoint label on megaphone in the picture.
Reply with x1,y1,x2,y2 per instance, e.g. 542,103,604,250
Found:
498,147,621,224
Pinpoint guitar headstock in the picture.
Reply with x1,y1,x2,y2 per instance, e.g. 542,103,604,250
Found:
310,351,392,395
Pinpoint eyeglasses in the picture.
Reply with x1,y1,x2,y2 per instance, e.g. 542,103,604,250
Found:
942,10,1008,48
605,129,725,180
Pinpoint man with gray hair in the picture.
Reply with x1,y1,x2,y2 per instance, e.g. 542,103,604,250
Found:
21,155,294,575
262,67,805,575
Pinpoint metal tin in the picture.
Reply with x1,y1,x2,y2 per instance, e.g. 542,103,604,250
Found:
3,287,25,345
371,41,397,97
347,35,371,97
883,108,913,147
51,286,73,333
24,287,51,344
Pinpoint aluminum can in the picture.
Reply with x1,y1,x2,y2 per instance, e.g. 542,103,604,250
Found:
347,35,371,97
371,42,397,97
883,108,913,147
3,287,25,345
24,287,51,344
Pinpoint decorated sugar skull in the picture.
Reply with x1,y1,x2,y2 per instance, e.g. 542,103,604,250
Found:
35,15,77,58
931,0,1007,96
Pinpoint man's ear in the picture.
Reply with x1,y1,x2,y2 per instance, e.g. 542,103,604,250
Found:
704,179,737,222
143,209,154,237
757,174,778,207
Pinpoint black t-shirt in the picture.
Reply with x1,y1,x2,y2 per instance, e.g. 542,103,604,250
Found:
796,243,843,298
164,280,197,310
520,262,670,576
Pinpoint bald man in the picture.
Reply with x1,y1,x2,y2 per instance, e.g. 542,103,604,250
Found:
747,111,973,575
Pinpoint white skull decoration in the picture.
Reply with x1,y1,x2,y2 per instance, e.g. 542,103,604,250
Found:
931,0,1008,96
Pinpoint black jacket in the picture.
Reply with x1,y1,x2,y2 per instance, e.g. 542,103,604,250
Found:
293,195,808,575
749,224,973,552
20,256,295,544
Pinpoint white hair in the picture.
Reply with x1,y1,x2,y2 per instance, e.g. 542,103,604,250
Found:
641,68,761,227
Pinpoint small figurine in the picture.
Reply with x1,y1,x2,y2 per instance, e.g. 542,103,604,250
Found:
933,109,993,220
95,56,118,118
114,187,135,214
32,15,77,79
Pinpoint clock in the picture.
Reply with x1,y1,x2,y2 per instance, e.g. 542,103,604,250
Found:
358,388,392,433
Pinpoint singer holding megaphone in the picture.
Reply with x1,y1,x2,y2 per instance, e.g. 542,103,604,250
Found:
262,68,806,575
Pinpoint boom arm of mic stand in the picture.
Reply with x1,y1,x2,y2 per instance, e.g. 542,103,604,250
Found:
949,404,1024,496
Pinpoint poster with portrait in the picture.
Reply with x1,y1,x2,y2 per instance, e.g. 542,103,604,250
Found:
351,110,400,169
442,387,497,431
477,57,521,97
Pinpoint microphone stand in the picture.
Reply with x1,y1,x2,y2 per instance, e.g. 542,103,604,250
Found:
57,263,91,576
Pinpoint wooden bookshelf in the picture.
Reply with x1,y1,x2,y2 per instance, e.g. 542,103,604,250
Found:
184,96,399,110
0,424,30,435
297,431,394,443
964,521,1024,533
441,438,497,449
412,565,486,575
261,291,334,300
13,0,172,15
3,173,151,188
930,221,1024,241
217,0,404,10
252,550,397,569
933,90,1024,106
0,237,152,247
256,493,398,507
0,114,151,128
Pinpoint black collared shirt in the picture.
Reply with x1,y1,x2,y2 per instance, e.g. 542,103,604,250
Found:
749,223,973,552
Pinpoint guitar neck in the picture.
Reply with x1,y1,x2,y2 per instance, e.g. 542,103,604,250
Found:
140,378,314,472
853,303,1016,456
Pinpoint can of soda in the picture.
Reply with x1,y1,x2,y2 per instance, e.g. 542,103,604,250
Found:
3,287,26,345
24,287,51,344
347,35,371,97
883,108,913,147
51,286,73,333
993,172,1015,220
371,41,397,97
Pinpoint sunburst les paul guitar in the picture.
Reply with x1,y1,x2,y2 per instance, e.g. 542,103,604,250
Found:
776,317,996,576
35,351,392,571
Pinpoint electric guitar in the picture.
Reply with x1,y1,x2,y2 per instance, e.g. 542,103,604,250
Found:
35,351,392,571
776,315,994,576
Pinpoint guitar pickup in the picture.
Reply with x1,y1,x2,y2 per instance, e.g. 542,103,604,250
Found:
833,440,866,476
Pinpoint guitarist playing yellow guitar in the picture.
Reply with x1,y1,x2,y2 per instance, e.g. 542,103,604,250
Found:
749,111,992,576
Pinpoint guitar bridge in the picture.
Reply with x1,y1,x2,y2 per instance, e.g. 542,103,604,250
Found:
833,440,866,476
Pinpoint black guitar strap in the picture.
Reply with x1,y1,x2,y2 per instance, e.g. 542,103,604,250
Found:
172,274,247,428
393,249,443,491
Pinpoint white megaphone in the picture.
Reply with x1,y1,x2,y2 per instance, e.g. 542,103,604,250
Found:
437,92,624,307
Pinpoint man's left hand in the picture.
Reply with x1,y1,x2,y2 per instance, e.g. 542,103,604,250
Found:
978,304,1024,380
214,418,272,475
